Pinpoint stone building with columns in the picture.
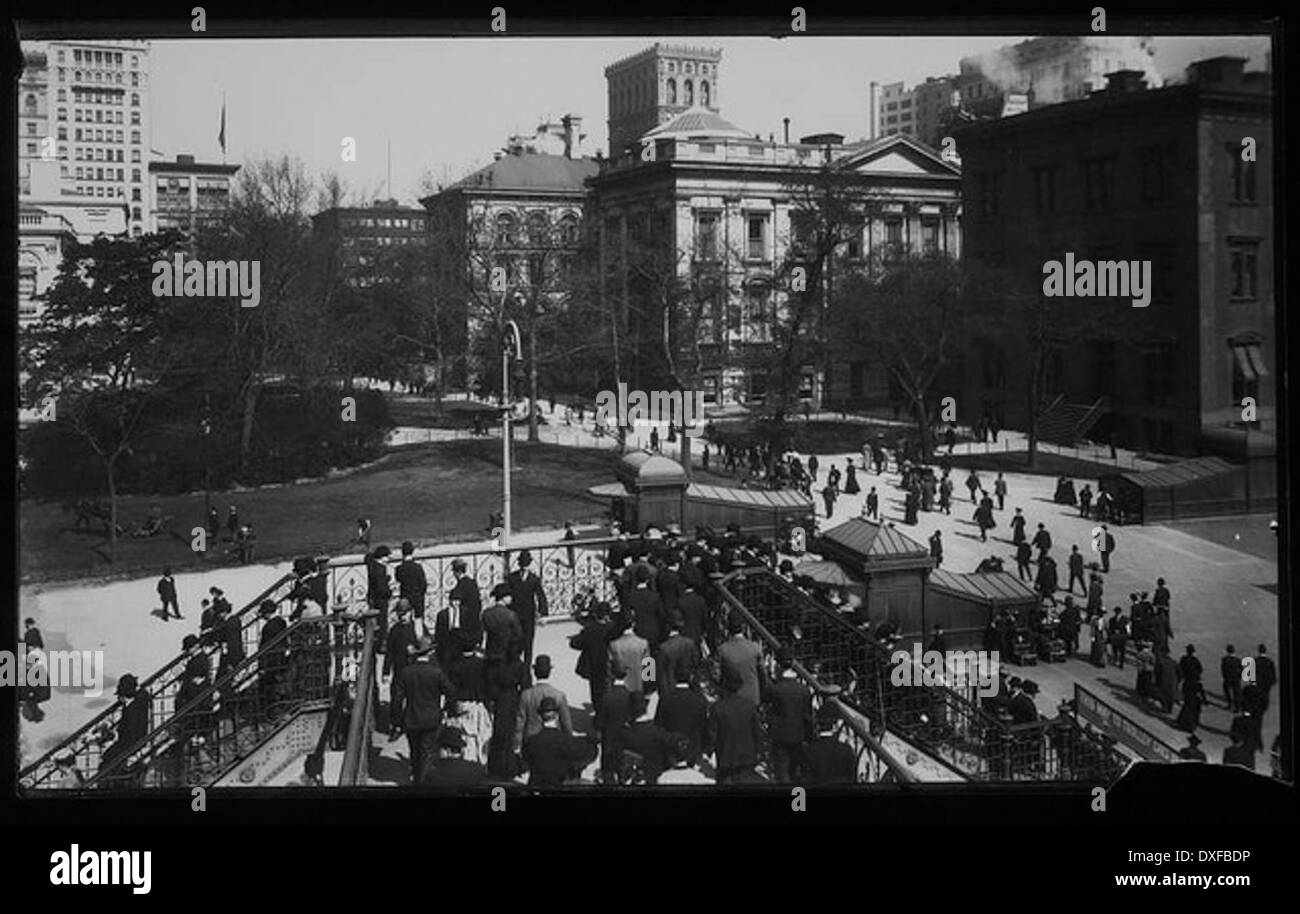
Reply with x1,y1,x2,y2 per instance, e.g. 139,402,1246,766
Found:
590,44,962,410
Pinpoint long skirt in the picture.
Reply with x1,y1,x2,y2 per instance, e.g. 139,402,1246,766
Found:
447,700,493,765
1089,633,1106,667
1175,693,1203,732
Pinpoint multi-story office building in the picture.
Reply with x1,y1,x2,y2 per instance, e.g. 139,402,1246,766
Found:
593,47,962,410
19,39,152,237
148,154,240,235
877,81,917,138
311,199,431,273
955,58,1273,458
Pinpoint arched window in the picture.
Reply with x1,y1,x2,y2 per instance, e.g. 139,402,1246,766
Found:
25,94,37,109
701,80,710,107
527,211,549,247
131,93,139,106
495,212,518,247
684,79,693,106
559,214,579,245
667,78,676,105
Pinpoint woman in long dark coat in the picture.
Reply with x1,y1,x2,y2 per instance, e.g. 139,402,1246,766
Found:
1175,677,1206,732
843,463,860,495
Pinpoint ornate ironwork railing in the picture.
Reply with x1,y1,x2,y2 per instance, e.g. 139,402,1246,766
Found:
78,615,368,790
327,537,623,621
716,568,1129,783
21,572,304,791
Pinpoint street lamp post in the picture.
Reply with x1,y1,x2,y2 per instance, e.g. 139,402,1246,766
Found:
501,311,523,554
199,401,212,521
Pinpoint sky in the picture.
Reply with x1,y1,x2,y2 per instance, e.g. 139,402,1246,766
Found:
146,35,1270,208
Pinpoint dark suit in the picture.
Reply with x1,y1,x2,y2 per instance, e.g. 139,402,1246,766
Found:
763,674,814,782
718,636,765,707
395,560,428,613
508,569,548,665
383,619,418,727
677,591,708,647
658,633,700,689
806,735,857,784
523,727,596,786
482,604,523,662
655,684,709,765
450,576,483,644
1255,655,1277,710
422,758,487,787
157,576,179,617
367,558,392,632
396,659,455,783
620,720,678,783
258,615,288,708
710,693,764,782
569,618,615,710
656,568,684,614
625,586,665,649
597,683,633,779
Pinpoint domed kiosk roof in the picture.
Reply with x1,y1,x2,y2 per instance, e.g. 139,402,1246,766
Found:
615,450,689,490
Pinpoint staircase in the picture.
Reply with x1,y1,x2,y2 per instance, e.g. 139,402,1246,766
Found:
1036,395,1111,447
717,568,1130,782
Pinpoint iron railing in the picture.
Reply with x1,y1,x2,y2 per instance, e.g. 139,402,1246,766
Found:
339,617,379,786
21,571,304,791
79,615,369,790
716,568,1130,782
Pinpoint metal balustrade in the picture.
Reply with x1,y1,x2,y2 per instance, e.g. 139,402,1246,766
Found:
716,568,1130,782
82,615,369,790
21,572,304,791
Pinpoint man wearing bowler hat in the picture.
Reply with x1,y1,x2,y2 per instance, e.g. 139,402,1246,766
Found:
1178,733,1207,762
508,550,548,666
514,654,573,754
523,696,596,787
396,634,455,785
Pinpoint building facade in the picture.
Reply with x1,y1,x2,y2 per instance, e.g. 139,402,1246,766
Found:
877,81,917,139
19,40,152,237
148,154,240,235
606,44,723,160
593,46,962,411
954,58,1273,457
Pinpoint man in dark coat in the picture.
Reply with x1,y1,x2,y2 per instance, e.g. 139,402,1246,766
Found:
523,696,596,787
98,674,152,781
658,613,701,689
448,558,482,648
1067,545,1086,595
619,693,680,784
1253,645,1277,716
433,596,473,670
929,530,943,567
710,668,765,784
482,584,523,675
1011,508,1027,546
1098,525,1116,573
624,565,665,652
157,569,181,620
1031,524,1052,561
366,545,394,633
676,584,708,649
1153,577,1171,610
1221,645,1243,713
568,601,616,712
487,651,527,780
256,601,288,711
717,613,765,707
656,553,684,616
394,541,428,618
508,550,548,666
762,647,814,783
597,662,634,783
1058,598,1081,657
655,671,710,768
396,635,455,785
383,600,418,735
1016,540,1033,581
805,705,857,784
1178,733,1207,762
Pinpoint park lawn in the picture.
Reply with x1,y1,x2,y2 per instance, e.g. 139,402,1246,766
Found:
19,439,619,586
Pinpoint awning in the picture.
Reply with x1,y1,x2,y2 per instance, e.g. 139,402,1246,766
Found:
587,482,630,499
686,483,812,511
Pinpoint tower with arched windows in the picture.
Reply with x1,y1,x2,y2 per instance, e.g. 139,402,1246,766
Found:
604,43,722,161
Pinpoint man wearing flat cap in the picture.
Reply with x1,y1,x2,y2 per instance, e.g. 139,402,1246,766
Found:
396,634,456,785
508,550,548,666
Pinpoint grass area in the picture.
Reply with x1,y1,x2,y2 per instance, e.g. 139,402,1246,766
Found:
20,439,618,585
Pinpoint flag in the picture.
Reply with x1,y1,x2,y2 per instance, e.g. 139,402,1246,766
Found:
218,99,226,155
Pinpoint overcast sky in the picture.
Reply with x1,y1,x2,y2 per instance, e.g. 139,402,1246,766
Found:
146,35,1269,207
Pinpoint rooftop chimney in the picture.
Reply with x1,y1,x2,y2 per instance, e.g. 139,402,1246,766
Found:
1103,69,1148,94
562,114,584,159
1185,56,1248,89
868,82,880,140
177,153,196,165
783,117,790,144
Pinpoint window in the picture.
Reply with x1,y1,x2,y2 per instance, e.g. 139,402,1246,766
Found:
132,206,141,220
131,111,140,125
57,127,67,140
131,130,140,144
495,212,518,247
1228,145,1257,204
58,68,65,81
885,218,903,245
746,213,769,260
131,72,139,87
132,168,140,182
57,107,66,121
701,375,719,406
921,219,940,254
58,89,66,102
695,212,719,260
667,78,676,105
1033,165,1059,212
131,93,139,106
845,220,864,259
1229,337,1267,422
1083,156,1114,211
527,211,549,247
132,188,141,202
701,80,710,106
559,215,578,245
684,79,693,106
1229,242,1259,300
1139,146,1169,204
